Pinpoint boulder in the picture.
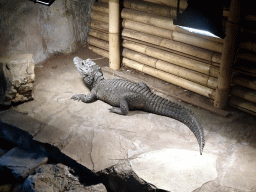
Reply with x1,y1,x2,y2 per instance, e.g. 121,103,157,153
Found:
0,147,48,181
0,54,34,105
22,164,107,192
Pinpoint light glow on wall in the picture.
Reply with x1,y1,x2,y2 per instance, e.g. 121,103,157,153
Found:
178,26,221,38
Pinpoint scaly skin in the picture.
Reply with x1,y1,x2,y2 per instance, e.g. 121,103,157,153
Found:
71,57,205,154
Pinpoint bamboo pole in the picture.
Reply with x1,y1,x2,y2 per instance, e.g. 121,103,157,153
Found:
156,60,217,88
122,40,219,77
122,48,217,88
92,2,109,14
237,52,256,63
232,86,256,104
87,36,109,50
214,0,241,108
90,20,109,32
89,29,109,42
88,45,109,58
143,0,187,9
143,0,229,17
233,76,256,90
229,97,256,115
123,0,179,18
122,48,158,68
172,32,223,54
121,8,224,44
109,0,120,70
122,19,223,53
99,0,108,3
122,19,173,40
240,41,256,52
122,57,145,72
233,60,256,77
245,15,256,22
121,8,175,31
122,58,215,99
122,28,221,63
91,11,109,23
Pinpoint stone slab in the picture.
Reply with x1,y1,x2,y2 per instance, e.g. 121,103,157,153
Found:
61,127,95,170
130,149,218,192
91,130,127,172
221,145,256,191
0,147,48,181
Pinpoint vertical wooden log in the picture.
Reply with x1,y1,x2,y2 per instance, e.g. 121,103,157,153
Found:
214,0,241,108
109,0,120,70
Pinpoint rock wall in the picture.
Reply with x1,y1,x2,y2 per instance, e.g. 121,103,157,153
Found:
0,0,95,64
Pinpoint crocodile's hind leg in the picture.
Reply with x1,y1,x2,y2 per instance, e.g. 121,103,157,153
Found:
109,92,144,115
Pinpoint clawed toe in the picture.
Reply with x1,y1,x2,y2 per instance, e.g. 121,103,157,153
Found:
71,95,81,101
108,107,114,112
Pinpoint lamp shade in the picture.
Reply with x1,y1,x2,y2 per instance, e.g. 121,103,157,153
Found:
173,0,225,39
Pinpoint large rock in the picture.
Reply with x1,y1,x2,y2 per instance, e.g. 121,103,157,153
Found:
22,164,107,192
0,146,48,181
0,54,34,105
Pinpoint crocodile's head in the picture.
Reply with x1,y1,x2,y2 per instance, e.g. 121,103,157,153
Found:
73,56,103,89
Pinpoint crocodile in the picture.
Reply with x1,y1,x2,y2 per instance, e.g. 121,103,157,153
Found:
71,57,205,154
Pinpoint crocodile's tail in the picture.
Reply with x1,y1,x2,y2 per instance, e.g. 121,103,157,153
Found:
145,93,205,155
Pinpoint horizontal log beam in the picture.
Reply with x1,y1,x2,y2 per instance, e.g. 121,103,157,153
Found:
92,2,109,14
89,20,109,32
122,28,221,63
229,97,256,116
123,48,217,88
123,57,215,99
122,39,219,77
88,45,109,58
233,75,256,90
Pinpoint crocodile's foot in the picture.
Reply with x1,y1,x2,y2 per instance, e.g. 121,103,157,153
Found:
108,107,128,115
71,94,84,101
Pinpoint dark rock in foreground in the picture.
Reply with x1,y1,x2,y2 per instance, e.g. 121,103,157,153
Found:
0,146,48,181
23,163,107,192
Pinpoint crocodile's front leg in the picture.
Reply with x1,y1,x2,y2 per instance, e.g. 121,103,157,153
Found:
71,92,97,103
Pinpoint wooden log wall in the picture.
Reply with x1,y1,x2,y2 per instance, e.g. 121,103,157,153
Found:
88,0,225,100
229,10,256,116
88,0,256,116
